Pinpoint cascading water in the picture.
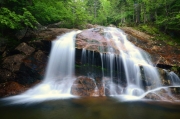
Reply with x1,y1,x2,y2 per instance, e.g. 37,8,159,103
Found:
4,31,81,103
3,27,180,103
163,69,180,86
80,27,162,98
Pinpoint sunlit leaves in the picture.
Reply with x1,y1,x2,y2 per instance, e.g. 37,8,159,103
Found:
0,7,37,30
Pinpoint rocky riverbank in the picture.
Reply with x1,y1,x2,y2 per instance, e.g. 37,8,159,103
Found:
0,25,180,101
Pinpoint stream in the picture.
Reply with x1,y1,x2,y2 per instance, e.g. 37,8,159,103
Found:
0,97,180,119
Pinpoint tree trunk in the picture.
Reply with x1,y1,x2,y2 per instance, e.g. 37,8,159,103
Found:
94,0,97,23
135,3,140,23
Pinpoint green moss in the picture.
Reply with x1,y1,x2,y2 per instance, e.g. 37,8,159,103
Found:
171,66,180,76
75,65,81,68
135,24,180,47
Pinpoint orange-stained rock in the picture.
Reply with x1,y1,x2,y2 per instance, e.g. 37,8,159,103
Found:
37,28,74,41
71,76,97,96
95,77,105,96
0,81,26,97
76,28,120,54
121,27,180,67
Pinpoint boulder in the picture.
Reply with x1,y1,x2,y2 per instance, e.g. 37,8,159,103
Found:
95,77,105,96
2,54,26,72
71,76,97,96
144,88,179,101
76,27,120,54
15,42,35,55
29,40,51,54
23,50,48,76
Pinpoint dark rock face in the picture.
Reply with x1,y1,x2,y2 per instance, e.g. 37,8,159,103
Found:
2,54,26,72
0,40,50,97
15,42,35,55
0,28,74,97
0,42,48,84
0,69,16,83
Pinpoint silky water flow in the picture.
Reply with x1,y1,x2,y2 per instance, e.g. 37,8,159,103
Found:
3,31,81,104
3,27,180,103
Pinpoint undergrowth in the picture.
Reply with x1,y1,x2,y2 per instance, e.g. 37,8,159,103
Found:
135,24,180,47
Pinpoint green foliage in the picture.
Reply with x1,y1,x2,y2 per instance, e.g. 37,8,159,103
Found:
96,0,111,25
0,0,180,44
138,25,159,35
28,1,66,25
63,0,91,28
0,7,37,30
0,7,21,29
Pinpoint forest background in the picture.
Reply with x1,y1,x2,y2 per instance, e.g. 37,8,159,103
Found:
0,0,180,47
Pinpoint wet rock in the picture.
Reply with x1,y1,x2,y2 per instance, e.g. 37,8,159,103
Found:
0,40,48,85
71,76,97,96
144,92,162,100
0,69,16,83
23,50,48,76
95,77,105,96
76,27,121,54
29,40,51,54
15,42,35,55
37,28,74,41
144,88,177,101
121,27,180,66
2,54,26,72
0,81,26,97
158,68,171,86
9,50,47,85
170,87,180,94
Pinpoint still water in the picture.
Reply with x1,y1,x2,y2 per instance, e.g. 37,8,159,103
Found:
0,97,180,119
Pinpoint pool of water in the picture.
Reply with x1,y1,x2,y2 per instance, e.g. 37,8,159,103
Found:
0,97,180,119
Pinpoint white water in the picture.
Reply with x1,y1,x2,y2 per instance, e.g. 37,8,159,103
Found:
3,27,180,104
163,69,180,86
4,31,81,104
81,27,162,97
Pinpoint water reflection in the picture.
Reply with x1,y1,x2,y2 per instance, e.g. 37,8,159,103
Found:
0,97,180,119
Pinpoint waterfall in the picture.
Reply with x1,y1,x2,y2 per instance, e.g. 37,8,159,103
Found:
3,27,180,103
80,27,162,97
4,31,81,103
